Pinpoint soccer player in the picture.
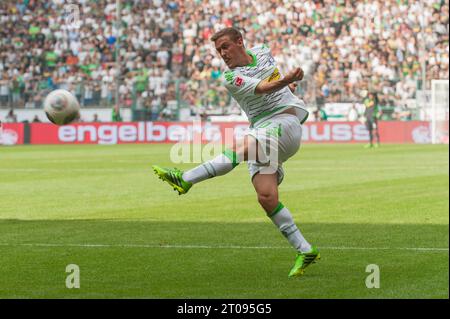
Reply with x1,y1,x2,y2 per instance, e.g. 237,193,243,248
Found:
363,92,381,148
152,27,320,277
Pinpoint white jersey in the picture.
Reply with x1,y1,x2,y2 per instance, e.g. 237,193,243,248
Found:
222,44,309,127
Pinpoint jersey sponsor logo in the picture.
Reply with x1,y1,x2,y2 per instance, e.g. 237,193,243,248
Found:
235,76,244,87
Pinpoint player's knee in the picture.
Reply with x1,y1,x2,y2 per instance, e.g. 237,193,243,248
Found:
257,192,278,212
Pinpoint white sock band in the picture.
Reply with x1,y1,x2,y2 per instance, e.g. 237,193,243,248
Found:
269,203,312,253
182,150,239,184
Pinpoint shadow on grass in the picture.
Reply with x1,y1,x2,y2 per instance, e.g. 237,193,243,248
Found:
0,219,448,249
0,220,448,299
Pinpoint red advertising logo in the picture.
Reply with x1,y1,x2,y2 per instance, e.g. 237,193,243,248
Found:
27,121,432,145
30,122,249,145
0,123,24,145
302,123,369,142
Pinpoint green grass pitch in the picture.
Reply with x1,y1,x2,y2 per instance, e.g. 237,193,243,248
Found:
0,143,448,298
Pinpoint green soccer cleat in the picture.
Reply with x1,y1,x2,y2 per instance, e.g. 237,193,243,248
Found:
364,143,373,149
152,165,192,195
288,246,321,278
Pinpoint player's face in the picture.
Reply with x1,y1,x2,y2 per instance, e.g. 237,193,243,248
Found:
215,36,244,68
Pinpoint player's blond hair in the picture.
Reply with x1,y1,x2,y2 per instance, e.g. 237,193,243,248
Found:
211,27,243,42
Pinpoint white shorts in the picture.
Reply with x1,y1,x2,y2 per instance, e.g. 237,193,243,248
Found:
246,113,302,185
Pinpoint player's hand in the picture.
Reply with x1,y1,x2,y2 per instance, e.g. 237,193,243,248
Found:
288,83,298,93
284,67,304,84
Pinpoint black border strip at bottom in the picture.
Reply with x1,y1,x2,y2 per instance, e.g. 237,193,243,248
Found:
0,299,447,316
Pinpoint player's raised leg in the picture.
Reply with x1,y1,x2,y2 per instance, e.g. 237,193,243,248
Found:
252,172,319,277
152,136,255,195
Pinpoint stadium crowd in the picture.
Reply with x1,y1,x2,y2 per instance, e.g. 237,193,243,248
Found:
0,0,448,121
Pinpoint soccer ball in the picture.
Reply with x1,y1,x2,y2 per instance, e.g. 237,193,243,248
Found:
43,89,80,125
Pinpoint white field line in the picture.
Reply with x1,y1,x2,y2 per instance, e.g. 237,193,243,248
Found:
0,242,447,252
0,167,446,171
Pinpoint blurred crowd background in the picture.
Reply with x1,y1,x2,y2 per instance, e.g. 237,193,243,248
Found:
0,0,448,122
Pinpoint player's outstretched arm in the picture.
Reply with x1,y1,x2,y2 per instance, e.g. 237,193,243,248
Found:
255,67,304,95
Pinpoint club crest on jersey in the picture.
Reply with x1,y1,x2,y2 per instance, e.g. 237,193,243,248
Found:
235,76,244,87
